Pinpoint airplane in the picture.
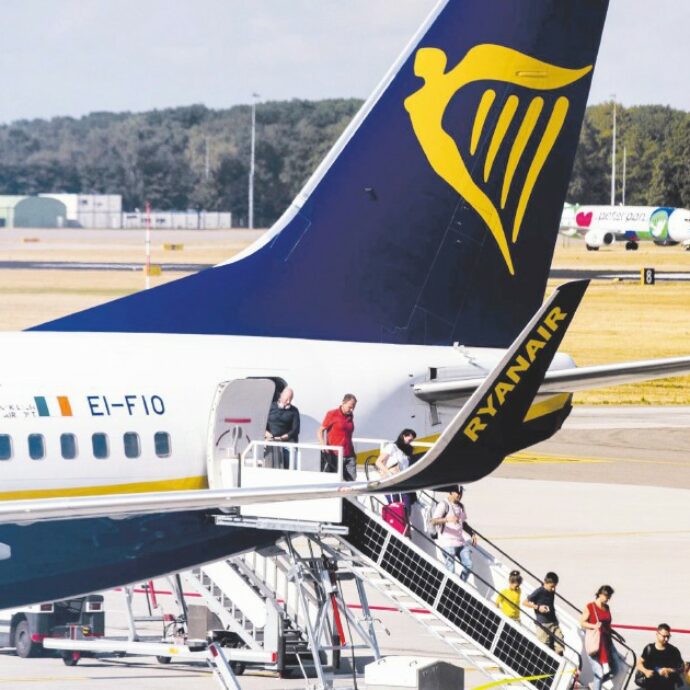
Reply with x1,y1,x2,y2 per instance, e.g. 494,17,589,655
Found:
560,203,690,250
2,0,690,612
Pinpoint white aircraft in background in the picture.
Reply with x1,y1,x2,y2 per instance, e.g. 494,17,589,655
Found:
1,0,690,611
560,203,690,250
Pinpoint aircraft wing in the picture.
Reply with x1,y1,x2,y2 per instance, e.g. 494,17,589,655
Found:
0,481,372,524
414,355,690,402
0,281,589,524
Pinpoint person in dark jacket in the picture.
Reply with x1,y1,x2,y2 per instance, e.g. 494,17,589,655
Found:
636,624,684,690
265,387,300,469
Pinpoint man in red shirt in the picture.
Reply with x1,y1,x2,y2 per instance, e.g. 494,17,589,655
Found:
318,394,357,481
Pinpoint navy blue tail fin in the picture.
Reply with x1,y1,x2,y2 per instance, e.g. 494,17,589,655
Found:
33,1,609,346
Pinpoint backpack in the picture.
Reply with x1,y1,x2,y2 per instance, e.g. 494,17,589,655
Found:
424,499,449,539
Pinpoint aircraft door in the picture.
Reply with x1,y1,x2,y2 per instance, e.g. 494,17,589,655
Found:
206,378,275,489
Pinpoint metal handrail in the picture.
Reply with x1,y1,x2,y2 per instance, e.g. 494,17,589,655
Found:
365,492,584,677
242,440,344,475
413,489,637,690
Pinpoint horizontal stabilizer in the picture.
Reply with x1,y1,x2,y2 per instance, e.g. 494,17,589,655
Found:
538,356,690,393
414,355,690,402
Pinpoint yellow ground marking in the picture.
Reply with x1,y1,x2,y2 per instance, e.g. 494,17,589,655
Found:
506,451,690,468
474,672,566,690
493,528,690,542
0,475,207,501
505,452,607,464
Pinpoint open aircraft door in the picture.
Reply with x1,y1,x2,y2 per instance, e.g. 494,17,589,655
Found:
206,379,275,489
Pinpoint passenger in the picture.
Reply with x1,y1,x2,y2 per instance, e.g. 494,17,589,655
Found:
318,394,357,481
431,486,477,582
635,624,684,690
265,387,300,469
375,428,417,511
524,572,564,656
496,570,523,622
580,585,624,690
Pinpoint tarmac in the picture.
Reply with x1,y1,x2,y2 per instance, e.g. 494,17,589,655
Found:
0,406,688,688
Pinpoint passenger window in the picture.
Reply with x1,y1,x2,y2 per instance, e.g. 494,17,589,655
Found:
123,432,140,459
60,433,78,460
92,433,109,459
28,434,45,460
0,434,12,460
154,432,171,458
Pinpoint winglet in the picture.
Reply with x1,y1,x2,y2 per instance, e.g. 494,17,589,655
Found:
378,280,589,490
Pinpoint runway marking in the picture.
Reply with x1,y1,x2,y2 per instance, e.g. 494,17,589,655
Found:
494,528,690,541
506,452,690,467
505,452,608,464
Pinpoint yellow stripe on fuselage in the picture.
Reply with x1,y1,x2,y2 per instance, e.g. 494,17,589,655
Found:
0,475,208,502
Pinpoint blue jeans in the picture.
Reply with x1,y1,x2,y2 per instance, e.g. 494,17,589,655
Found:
442,544,473,581
589,643,622,690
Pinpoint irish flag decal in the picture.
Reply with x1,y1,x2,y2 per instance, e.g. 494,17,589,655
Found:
34,396,73,417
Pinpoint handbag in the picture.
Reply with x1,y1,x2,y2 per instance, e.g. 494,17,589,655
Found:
320,449,338,473
634,670,650,688
584,603,601,656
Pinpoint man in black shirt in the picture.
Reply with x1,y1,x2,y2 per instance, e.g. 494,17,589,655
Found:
636,624,684,690
524,572,564,655
265,387,300,469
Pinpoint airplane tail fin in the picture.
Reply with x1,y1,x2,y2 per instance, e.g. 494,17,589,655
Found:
33,2,608,346
384,280,589,490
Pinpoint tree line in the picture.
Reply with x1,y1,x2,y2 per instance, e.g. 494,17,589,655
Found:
0,100,687,227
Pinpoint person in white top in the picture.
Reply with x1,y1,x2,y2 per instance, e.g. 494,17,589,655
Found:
375,428,417,510
432,486,477,582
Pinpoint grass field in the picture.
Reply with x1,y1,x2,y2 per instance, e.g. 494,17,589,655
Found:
0,232,688,404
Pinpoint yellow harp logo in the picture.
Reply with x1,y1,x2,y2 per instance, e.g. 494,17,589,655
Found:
404,45,592,275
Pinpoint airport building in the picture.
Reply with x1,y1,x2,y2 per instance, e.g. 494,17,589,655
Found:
0,193,232,229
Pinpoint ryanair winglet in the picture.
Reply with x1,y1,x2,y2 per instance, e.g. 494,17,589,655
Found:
383,280,589,490
33,2,608,347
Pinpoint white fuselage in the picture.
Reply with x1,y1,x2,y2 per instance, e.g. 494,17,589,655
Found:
0,331,575,499
560,204,690,244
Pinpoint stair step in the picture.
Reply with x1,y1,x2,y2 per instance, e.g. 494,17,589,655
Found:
427,624,451,633
388,591,415,600
459,649,489,657
354,566,377,574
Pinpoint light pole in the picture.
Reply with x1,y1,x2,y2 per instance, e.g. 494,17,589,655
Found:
248,93,260,229
610,97,616,206
622,145,627,205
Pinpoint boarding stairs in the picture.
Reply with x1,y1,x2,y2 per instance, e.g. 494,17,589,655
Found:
329,480,637,690
180,532,383,681
180,549,310,673
315,496,576,690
